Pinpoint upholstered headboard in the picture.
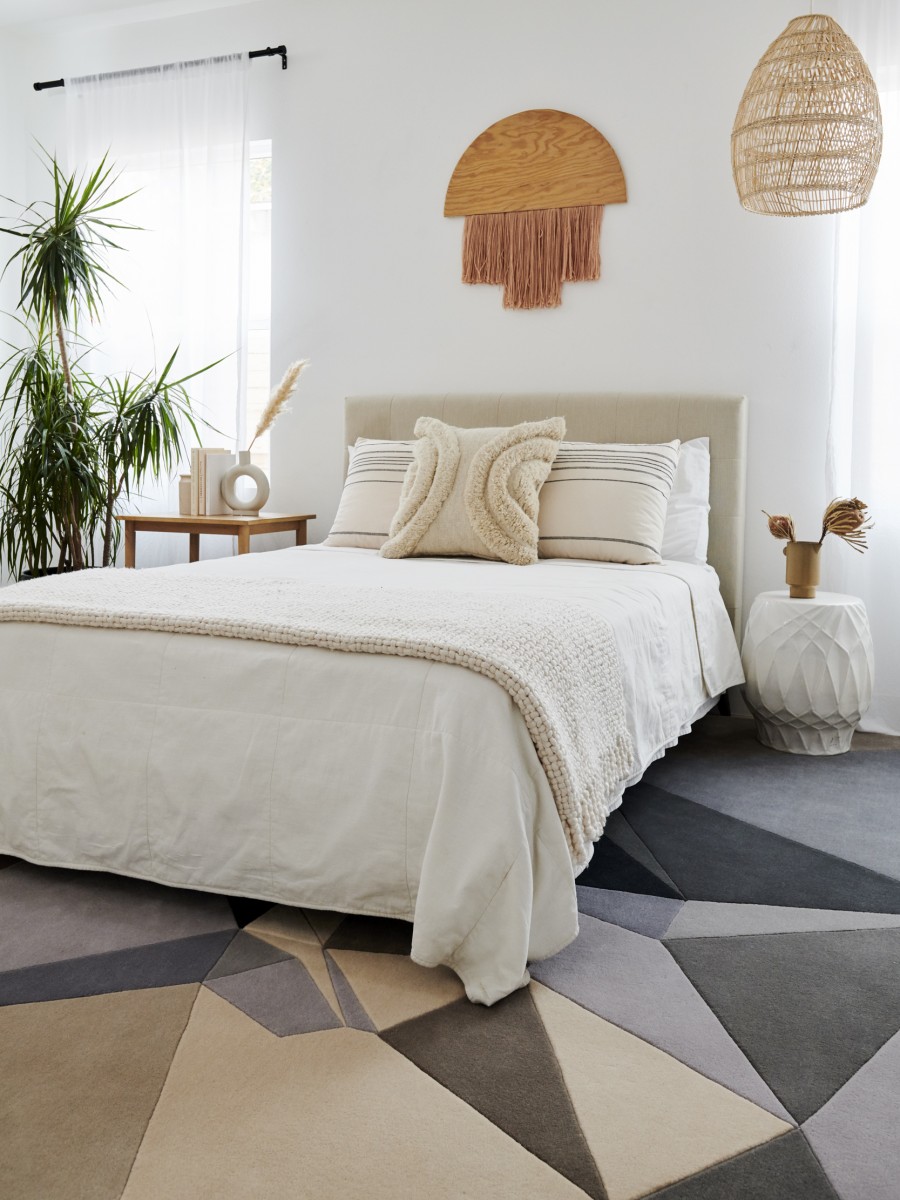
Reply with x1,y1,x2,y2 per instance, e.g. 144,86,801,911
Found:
345,394,748,631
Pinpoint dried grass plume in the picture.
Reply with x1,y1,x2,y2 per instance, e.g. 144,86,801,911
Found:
248,359,309,451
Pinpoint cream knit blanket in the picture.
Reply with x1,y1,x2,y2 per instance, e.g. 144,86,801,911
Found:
0,569,634,869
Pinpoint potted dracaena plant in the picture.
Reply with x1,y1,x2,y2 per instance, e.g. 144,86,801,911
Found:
0,150,215,578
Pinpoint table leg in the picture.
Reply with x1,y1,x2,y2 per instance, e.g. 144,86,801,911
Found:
189,533,200,563
295,522,307,547
237,526,251,555
124,524,136,569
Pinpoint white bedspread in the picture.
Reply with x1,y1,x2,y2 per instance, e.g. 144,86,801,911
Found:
0,547,743,1003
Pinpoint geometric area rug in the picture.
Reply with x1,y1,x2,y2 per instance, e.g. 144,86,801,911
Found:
1,717,898,1199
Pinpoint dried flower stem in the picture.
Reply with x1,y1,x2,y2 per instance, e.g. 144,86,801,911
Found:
763,511,796,542
763,499,873,554
819,497,872,553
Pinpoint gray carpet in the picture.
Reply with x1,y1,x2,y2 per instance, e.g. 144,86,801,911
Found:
1,716,898,1199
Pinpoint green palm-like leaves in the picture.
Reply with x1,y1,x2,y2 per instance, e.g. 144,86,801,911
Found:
0,151,217,577
95,348,207,565
0,330,105,575
0,150,135,331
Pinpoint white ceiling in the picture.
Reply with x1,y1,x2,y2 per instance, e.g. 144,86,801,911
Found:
0,0,144,21
0,0,252,31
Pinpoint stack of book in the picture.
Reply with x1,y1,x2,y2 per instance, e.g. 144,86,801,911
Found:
189,448,237,516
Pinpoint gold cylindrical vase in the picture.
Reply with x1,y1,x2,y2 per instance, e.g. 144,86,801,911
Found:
784,541,821,599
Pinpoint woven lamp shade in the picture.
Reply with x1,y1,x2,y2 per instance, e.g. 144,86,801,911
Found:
732,14,882,216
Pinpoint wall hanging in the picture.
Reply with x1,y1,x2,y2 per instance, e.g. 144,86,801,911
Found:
444,109,626,309
732,14,882,216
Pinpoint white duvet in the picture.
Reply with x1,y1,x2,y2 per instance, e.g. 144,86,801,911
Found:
0,546,743,1003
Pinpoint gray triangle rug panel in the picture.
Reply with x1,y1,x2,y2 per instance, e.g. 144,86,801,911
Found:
1,716,898,1200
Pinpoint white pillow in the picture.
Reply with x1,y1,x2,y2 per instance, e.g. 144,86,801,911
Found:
538,440,681,565
325,434,710,563
661,437,710,565
324,438,414,548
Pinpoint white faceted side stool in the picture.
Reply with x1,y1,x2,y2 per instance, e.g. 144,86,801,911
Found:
742,591,874,755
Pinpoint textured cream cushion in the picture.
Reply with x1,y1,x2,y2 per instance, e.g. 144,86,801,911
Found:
380,416,565,565
538,440,680,564
324,438,415,548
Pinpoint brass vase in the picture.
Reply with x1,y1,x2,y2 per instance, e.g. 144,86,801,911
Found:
784,540,821,599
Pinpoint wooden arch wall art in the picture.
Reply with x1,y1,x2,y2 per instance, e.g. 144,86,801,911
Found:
444,109,627,310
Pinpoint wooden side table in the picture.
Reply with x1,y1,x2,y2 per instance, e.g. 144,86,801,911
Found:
741,590,874,755
116,513,316,568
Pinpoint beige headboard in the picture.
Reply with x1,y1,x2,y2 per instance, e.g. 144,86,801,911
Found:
345,394,748,632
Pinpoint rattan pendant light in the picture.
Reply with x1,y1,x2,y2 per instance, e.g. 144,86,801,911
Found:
732,13,882,216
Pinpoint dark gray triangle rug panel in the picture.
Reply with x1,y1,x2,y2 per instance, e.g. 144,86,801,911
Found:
0,929,236,1006
603,809,683,896
383,988,608,1199
643,1131,840,1200
2,716,898,1199
577,810,684,899
666,927,900,1122
205,930,292,981
643,716,900,880
619,781,900,911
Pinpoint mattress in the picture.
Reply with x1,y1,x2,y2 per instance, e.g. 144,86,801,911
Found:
0,545,743,1002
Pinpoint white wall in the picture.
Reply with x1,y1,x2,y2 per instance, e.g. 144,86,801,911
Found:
4,0,840,617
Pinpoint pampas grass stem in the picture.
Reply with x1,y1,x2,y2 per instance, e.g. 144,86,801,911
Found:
248,359,308,451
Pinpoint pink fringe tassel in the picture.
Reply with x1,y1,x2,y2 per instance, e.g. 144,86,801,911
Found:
461,205,603,309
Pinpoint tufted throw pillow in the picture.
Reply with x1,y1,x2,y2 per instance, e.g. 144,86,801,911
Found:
538,439,680,564
380,416,566,565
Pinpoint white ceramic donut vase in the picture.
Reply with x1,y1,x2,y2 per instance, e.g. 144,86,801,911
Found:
220,450,270,516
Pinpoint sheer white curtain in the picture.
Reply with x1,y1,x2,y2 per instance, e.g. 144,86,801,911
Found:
827,2,900,734
65,53,250,565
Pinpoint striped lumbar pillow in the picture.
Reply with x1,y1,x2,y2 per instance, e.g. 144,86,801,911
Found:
324,438,415,548
538,440,681,564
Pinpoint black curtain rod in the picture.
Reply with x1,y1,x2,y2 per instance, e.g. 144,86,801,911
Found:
33,44,287,91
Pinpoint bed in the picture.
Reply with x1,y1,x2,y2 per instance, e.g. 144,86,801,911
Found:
0,393,747,1003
